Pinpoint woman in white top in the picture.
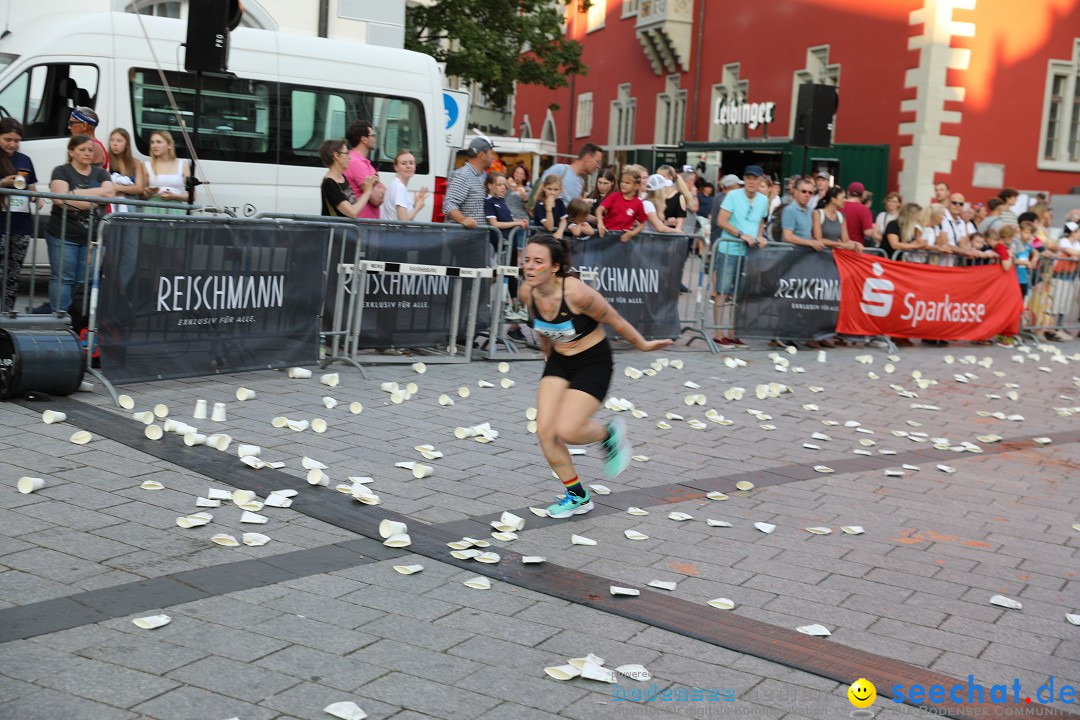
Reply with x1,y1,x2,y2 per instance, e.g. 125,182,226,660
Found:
922,204,957,265
380,150,428,222
142,130,190,215
872,191,901,247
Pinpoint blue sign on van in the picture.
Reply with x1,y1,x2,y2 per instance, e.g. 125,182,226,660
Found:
443,92,459,130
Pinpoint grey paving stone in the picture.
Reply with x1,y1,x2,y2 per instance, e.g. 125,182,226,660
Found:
354,638,485,684
254,645,388,692
150,620,291,662
29,624,124,653
282,573,370,599
131,685,279,720
456,664,589,712
434,606,561,647
77,634,210,676
36,656,181,708
166,655,301,703
337,585,460,621
257,680,400,720
358,612,473,652
0,674,38,703
247,614,378,655
0,569,80,605
358,672,501,720
170,594,285,628
0,686,139,720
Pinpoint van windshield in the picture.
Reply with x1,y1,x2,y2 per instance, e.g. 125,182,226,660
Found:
0,54,16,76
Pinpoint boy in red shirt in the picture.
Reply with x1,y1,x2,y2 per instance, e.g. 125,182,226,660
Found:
596,170,647,241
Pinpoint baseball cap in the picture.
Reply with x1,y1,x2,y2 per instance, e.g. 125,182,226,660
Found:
847,181,865,196
682,164,695,174
719,173,744,188
743,165,765,178
644,173,673,192
467,136,494,156
814,171,831,179
1066,221,1080,235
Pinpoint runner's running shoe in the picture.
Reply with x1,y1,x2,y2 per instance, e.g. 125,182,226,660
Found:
546,491,594,519
602,418,632,479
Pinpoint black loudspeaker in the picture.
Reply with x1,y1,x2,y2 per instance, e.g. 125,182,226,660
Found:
792,84,839,148
0,329,86,400
184,0,243,74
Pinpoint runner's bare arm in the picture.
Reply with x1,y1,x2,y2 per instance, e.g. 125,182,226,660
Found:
567,278,673,351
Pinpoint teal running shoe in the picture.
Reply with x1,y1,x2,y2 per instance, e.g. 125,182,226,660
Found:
545,491,593,519
602,418,631,479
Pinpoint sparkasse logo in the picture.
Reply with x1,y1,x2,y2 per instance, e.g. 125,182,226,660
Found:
859,262,894,317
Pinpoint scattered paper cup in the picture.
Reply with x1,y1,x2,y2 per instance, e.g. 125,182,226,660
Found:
132,614,171,629
144,424,164,440
193,399,208,419
132,411,154,425
383,533,411,548
41,410,67,424
210,533,239,547
323,701,367,720
242,533,271,546
236,387,256,401
457,386,470,398
380,381,399,393
707,598,736,610
207,488,232,500
463,576,491,590
323,396,338,409
379,519,408,538
78,380,94,392
287,419,309,432
140,480,164,490
211,403,227,422
500,378,515,389
153,404,169,419
320,372,340,387
393,564,424,574
17,476,44,494
118,394,136,410
438,394,454,406
610,586,640,596
302,456,327,470
237,444,261,458
544,664,582,681
232,489,258,506
796,624,831,636
241,511,268,524
288,367,312,379
311,418,328,433
349,402,363,414
307,469,330,486
184,432,206,447
205,433,231,451
411,464,433,479
69,430,92,445
571,534,597,546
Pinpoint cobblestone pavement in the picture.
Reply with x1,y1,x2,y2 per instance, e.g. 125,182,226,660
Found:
1,338,1078,720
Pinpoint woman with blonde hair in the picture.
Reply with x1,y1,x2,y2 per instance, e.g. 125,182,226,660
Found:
380,149,428,221
143,130,191,215
107,128,146,212
658,164,697,214
872,191,902,246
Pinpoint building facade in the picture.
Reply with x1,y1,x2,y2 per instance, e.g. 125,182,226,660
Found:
513,0,1080,205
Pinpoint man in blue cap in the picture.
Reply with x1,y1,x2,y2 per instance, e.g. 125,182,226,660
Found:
711,165,768,347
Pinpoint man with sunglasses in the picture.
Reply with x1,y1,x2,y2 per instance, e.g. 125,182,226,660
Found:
343,120,383,219
711,165,769,347
941,192,973,257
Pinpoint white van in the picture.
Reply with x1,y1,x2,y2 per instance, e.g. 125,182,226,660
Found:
0,10,452,220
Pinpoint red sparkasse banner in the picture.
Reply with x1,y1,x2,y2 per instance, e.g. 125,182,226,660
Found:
834,250,1023,340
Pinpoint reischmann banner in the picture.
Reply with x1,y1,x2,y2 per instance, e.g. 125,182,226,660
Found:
734,246,843,341
97,216,328,384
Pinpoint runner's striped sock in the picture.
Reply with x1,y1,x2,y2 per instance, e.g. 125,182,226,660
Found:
561,475,587,498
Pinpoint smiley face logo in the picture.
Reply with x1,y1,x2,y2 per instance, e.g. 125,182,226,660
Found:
848,678,876,708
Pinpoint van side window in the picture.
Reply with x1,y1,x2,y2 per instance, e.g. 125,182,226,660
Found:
0,63,99,139
130,68,271,161
282,83,428,174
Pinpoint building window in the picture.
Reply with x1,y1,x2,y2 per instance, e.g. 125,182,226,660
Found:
576,92,594,138
587,0,606,32
541,109,558,145
790,45,840,135
709,63,748,141
609,83,636,147
1040,40,1080,170
654,74,686,145
621,0,640,18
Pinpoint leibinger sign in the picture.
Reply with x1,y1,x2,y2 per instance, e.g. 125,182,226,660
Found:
714,98,776,130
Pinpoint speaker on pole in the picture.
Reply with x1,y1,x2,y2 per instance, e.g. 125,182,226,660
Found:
184,0,244,74
792,84,839,148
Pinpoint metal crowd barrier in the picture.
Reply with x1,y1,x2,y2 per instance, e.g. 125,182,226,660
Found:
1020,251,1080,342
257,213,499,368
888,248,999,267
1,186,226,322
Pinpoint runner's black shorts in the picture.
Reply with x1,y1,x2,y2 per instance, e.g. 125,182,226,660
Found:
541,338,613,402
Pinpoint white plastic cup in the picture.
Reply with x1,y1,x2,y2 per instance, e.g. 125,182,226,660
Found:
193,399,208,420
118,394,136,410
153,404,169,419
144,424,164,440
78,380,94,392
271,416,288,428
322,396,338,409
211,403,227,422
205,433,231,451
349,402,363,414
17,476,44,494
237,444,261,458
379,519,407,538
236,387,256,401
132,411,154,425
380,381,399,393
288,367,312,379
306,468,329,486
13,175,26,190
412,464,433,479
311,418,327,433
320,372,339,387
184,432,207,447
41,410,67,424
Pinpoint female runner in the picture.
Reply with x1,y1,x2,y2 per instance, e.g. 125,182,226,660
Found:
519,234,673,518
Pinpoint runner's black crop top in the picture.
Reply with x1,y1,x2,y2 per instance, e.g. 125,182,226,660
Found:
528,281,599,343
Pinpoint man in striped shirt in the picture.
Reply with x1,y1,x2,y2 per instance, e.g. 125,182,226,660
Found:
443,136,495,229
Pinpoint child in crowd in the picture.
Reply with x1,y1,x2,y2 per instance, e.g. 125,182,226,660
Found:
555,198,595,241
1003,224,1034,296
985,230,1013,272
534,174,568,232
985,228,1018,347
484,171,529,340
596,169,647,242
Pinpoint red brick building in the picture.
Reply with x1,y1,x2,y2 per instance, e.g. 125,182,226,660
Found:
513,0,1080,207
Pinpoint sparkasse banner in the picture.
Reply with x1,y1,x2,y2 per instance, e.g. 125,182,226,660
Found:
834,250,1023,340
